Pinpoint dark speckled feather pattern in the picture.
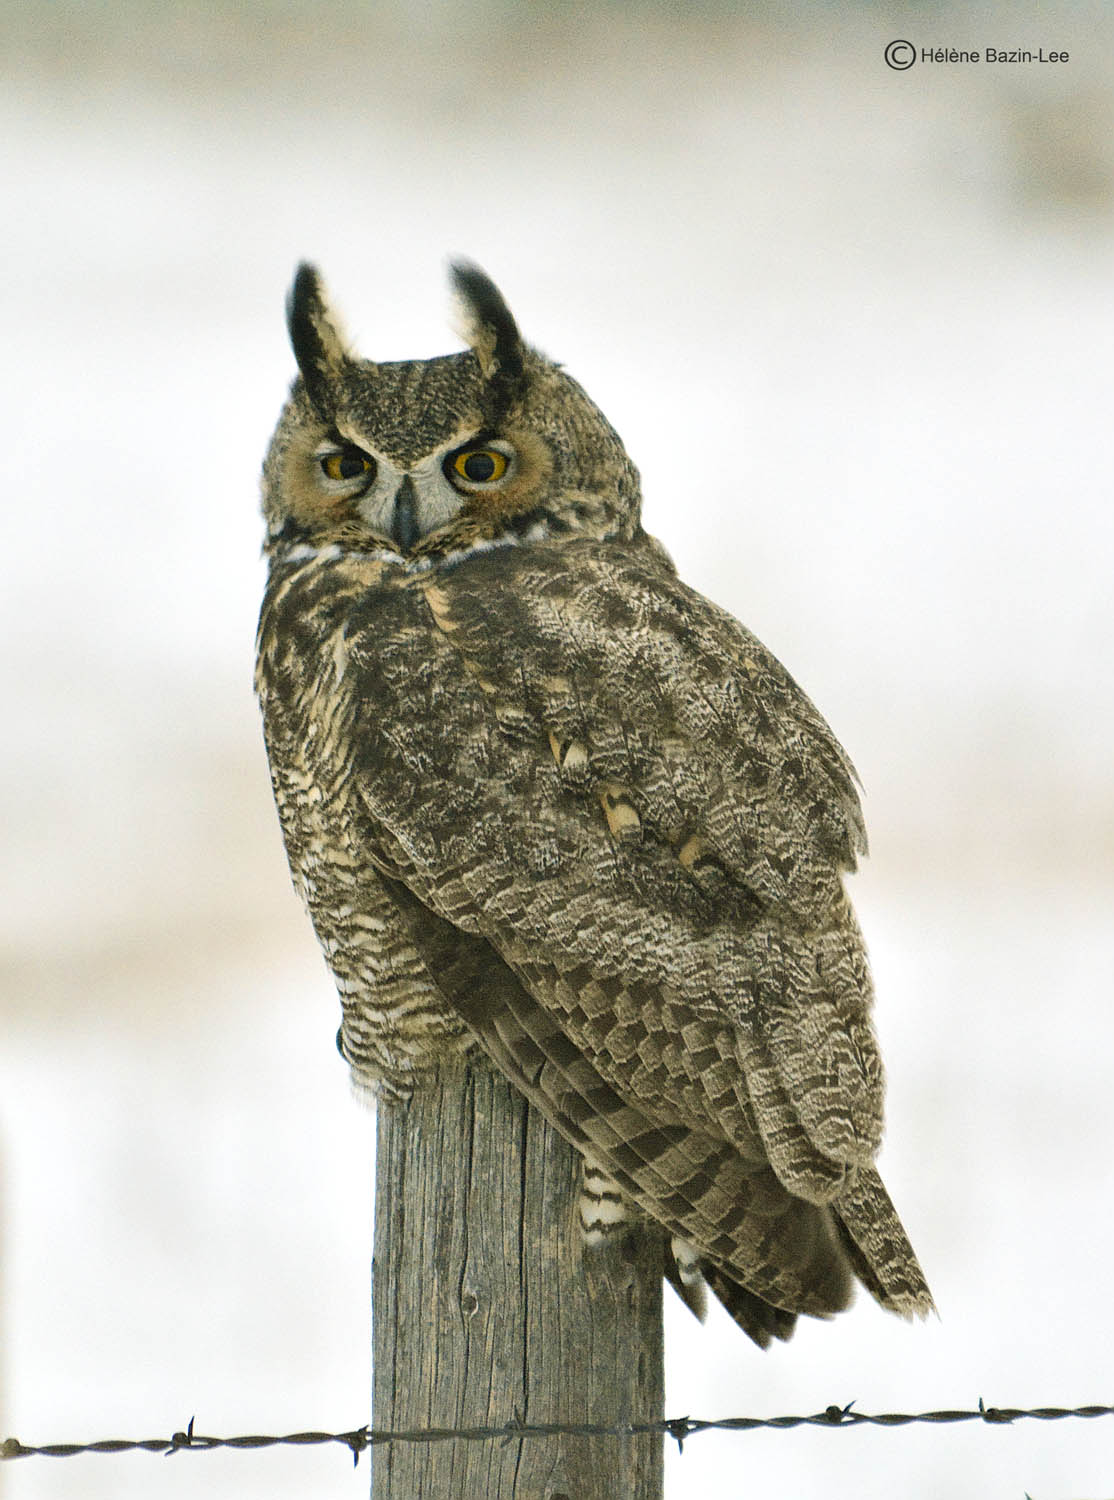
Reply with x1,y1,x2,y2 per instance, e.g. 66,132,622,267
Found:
255,264,933,1344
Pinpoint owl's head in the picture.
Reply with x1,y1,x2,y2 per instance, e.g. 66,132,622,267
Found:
262,263,642,563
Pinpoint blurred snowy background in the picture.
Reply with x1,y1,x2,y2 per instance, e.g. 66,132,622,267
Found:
1,1,1112,1496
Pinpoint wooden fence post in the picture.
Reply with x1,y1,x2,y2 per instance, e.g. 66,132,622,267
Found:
371,1061,665,1499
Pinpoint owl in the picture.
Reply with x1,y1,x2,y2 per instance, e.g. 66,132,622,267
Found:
254,261,934,1346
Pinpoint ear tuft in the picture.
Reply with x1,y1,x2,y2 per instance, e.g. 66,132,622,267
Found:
286,262,349,415
450,260,525,406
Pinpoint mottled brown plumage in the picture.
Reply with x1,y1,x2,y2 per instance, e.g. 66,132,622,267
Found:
255,262,934,1345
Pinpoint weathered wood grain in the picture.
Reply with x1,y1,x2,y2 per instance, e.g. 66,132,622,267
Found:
372,1061,664,1499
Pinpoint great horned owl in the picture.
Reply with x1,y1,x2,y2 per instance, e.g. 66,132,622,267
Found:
255,262,934,1346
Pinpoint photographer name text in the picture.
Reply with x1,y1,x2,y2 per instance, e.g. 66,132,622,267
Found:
883,41,1070,69
923,47,1068,63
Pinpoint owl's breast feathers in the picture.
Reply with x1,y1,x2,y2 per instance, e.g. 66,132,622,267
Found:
257,533,933,1336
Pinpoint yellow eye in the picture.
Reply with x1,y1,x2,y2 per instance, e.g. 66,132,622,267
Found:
451,447,509,485
320,449,375,483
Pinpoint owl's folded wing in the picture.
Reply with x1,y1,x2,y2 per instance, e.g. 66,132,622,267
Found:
348,539,875,1177
346,538,932,1318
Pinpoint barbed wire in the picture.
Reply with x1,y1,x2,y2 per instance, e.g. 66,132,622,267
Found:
4,1400,1113,1467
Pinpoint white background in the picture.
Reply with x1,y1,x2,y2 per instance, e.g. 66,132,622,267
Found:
1,3,1112,1497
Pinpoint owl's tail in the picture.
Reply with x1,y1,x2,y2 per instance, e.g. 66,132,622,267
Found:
664,1166,936,1345
701,1263,798,1347
575,1150,934,1343
578,1161,800,1346
832,1167,937,1319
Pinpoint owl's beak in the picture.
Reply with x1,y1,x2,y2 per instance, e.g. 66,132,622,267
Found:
391,476,420,551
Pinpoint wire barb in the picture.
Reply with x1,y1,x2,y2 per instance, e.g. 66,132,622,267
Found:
3,1401,1114,1461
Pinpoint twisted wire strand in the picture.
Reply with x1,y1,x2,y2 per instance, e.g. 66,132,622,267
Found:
5,1401,1114,1466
